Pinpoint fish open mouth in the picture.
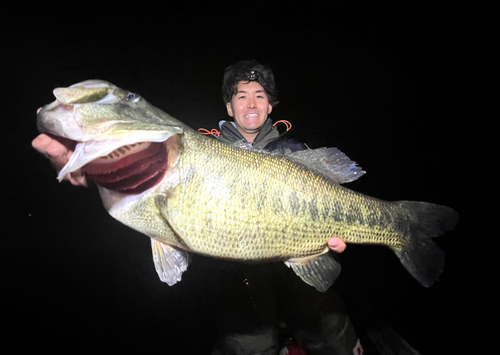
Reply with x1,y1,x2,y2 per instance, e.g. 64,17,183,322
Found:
82,141,168,194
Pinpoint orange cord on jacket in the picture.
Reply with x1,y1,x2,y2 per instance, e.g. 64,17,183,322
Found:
198,128,220,137
198,120,292,138
273,120,292,132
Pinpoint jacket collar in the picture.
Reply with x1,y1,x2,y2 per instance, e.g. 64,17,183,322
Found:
218,118,280,150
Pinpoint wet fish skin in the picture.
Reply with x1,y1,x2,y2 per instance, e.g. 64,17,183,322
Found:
36,80,459,291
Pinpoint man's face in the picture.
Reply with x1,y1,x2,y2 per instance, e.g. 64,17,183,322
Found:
226,81,273,140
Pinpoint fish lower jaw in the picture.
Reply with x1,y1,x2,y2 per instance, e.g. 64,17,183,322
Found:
83,141,168,195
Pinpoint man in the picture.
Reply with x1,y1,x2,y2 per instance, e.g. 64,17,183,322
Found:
204,60,361,355
32,61,361,354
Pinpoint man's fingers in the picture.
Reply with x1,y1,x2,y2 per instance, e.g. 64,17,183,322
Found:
70,170,88,187
328,238,346,253
65,173,88,187
32,134,87,186
32,134,54,154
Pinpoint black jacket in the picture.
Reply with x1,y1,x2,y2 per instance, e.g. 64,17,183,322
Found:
218,118,307,152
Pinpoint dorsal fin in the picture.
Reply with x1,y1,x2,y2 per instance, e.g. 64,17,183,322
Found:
286,147,365,184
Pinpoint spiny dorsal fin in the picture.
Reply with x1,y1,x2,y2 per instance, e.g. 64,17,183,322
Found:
285,147,365,184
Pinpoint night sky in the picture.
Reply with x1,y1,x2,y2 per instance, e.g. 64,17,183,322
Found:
3,2,494,354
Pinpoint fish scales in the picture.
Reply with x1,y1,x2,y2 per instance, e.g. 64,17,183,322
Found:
165,134,406,260
36,80,458,290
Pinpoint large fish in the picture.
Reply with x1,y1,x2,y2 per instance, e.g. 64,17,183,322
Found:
36,80,458,292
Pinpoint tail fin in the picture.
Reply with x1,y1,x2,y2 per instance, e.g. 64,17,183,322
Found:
393,201,459,287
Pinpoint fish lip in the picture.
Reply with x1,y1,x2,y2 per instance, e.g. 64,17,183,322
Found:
36,100,84,141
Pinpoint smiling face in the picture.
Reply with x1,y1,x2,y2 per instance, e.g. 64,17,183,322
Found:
226,81,273,142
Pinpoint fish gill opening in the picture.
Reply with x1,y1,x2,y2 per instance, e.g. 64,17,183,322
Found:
82,141,168,194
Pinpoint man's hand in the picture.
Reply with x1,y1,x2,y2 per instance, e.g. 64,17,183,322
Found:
32,133,87,186
328,238,346,253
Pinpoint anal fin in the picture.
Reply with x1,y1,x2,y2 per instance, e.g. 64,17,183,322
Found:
285,251,341,292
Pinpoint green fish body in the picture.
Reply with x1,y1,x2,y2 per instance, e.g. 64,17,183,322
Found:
36,80,458,291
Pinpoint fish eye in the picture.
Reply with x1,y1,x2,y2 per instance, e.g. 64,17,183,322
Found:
126,93,140,102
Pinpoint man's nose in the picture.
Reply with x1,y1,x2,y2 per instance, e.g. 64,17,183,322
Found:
247,97,256,108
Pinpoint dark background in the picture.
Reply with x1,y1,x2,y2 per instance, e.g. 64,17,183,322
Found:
2,2,494,354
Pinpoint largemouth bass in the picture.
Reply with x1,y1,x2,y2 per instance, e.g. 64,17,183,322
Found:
36,80,458,292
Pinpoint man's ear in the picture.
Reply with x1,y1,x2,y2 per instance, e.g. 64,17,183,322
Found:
226,102,234,117
268,104,273,115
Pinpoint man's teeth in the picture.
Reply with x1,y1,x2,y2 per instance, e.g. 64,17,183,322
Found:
245,114,259,118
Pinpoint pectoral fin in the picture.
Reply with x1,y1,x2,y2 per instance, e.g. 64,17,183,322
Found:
285,251,341,292
151,239,190,286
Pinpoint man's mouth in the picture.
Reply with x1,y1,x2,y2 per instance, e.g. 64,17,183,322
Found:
245,113,259,118
82,141,168,194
